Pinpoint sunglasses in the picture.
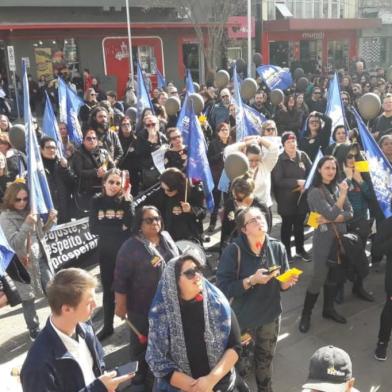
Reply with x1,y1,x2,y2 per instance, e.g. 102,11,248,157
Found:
146,123,156,127
44,145,57,150
346,153,356,159
15,197,28,202
181,267,202,280
142,216,161,224
265,127,275,131
85,136,97,141
108,180,121,186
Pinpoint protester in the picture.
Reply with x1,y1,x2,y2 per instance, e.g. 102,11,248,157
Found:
147,254,240,392
164,127,188,171
372,93,392,140
89,168,134,341
306,87,327,113
209,88,231,131
114,205,179,391
20,268,133,392
260,120,278,136
72,129,114,215
299,156,352,333
325,125,350,156
207,122,231,232
274,94,303,136
217,206,298,392
302,345,359,392
251,90,273,118
106,90,124,113
40,136,76,223
0,182,57,340
379,134,392,164
0,113,11,133
79,88,98,130
272,131,312,261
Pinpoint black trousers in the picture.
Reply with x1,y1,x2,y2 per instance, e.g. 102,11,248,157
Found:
280,214,306,256
378,296,392,344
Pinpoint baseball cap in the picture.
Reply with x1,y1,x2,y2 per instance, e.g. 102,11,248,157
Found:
302,346,352,392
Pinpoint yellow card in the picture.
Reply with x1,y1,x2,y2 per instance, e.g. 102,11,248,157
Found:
354,161,369,172
307,212,320,228
276,268,303,283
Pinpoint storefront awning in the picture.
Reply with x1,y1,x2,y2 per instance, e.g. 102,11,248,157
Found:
264,18,381,32
275,3,293,19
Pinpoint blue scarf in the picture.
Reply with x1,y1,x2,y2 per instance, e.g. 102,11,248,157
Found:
146,258,231,379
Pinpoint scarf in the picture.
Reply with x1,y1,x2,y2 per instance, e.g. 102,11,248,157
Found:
146,258,231,379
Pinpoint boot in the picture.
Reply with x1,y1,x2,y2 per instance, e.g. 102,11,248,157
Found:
352,277,374,302
335,282,345,304
97,293,115,341
322,284,347,324
299,291,319,333
207,211,218,234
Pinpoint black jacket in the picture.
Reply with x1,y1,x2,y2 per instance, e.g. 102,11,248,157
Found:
274,108,304,136
272,150,312,215
96,129,123,166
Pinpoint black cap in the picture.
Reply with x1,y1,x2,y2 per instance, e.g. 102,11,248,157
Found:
302,346,352,392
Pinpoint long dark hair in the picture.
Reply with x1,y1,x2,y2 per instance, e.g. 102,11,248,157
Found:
160,167,189,199
312,156,340,187
174,254,202,295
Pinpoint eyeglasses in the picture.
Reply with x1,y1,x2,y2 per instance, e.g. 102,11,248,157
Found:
244,215,264,226
44,145,56,150
85,136,97,141
15,197,28,202
181,267,202,280
108,180,121,186
313,91,321,95
146,123,157,127
142,216,161,224
170,135,181,141
346,153,356,159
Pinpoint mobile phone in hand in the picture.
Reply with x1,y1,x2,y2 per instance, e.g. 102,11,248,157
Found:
116,361,138,377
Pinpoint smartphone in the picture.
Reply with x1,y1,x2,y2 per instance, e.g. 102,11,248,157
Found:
268,265,281,274
116,361,138,377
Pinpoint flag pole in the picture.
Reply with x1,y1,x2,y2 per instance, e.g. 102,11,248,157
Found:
247,0,252,77
125,0,134,83
184,177,188,204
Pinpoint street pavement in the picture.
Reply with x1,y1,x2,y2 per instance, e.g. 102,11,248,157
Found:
0,213,390,392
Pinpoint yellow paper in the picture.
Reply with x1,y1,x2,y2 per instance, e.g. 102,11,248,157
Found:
276,268,303,283
354,161,369,172
307,212,320,228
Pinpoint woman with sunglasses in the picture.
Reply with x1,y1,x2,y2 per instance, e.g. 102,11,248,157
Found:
217,206,297,392
299,156,353,333
79,88,98,131
136,114,168,190
164,127,188,172
0,182,57,340
154,167,205,243
114,205,179,391
89,168,135,341
220,174,269,253
147,253,241,392
274,94,304,136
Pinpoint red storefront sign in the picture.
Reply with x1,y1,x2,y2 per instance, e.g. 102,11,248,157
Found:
227,16,255,39
102,36,164,97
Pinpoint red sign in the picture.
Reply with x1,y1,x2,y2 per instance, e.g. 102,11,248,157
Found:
102,36,164,98
227,16,255,39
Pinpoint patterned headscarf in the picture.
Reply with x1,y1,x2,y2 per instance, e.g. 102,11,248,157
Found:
146,257,231,379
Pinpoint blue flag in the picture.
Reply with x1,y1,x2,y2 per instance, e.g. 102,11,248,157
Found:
256,65,293,91
243,104,266,136
185,70,195,94
136,62,154,124
42,92,64,158
353,108,392,218
187,103,215,212
325,73,346,143
0,226,15,277
305,149,323,190
22,60,54,215
156,69,166,90
58,77,83,145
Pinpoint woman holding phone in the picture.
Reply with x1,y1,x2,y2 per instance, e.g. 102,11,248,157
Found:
89,168,135,341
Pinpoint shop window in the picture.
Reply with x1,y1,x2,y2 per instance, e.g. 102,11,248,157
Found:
137,45,157,75
227,47,243,66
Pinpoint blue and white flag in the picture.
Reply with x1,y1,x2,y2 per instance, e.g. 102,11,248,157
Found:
156,69,166,90
185,70,195,94
243,104,266,137
23,60,54,215
136,62,154,124
233,66,246,141
256,65,293,91
353,108,392,218
187,103,215,212
58,77,83,145
0,226,15,277
304,148,323,190
42,91,64,158
325,73,345,143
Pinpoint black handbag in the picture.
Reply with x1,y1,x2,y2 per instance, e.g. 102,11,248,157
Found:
6,255,31,284
0,273,21,307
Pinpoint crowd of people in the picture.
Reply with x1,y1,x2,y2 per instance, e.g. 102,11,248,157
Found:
0,59,392,392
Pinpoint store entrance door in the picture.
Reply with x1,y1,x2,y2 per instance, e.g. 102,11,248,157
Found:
182,43,199,82
328,40,349,71
300,40,322,73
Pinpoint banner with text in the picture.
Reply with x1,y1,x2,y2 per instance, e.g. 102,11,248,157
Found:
44,217,98,272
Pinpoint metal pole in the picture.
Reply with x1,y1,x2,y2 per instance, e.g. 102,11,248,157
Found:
12,71,21,120
125,0,134,83
247,0,252,77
